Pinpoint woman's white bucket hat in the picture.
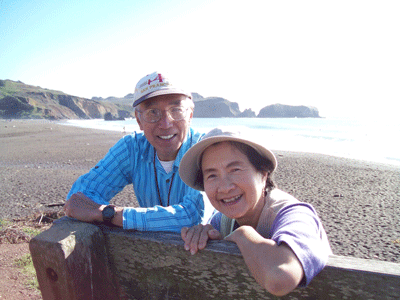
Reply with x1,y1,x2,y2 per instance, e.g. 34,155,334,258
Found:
179,127,277,191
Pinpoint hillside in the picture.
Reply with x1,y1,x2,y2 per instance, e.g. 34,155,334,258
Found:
0,80,135,120
0,80,321,119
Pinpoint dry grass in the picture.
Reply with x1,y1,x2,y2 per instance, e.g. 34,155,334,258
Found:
0,210,64,244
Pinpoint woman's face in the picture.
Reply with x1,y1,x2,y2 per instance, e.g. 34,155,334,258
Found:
201,142,268,227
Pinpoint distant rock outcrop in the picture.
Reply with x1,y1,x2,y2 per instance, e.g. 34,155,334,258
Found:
193,97,242,118
258,104,320,118
193,94,320,118
104,112,125,121
191,93,204,102
238,108,256,118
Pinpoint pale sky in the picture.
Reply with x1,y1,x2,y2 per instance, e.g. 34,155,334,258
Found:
1,0,399,119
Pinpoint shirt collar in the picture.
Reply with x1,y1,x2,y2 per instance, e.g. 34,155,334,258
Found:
143,128,194,168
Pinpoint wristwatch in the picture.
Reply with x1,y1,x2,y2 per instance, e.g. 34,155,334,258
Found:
102,205,116,225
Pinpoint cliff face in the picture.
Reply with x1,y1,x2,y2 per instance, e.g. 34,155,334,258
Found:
0,80,322,119
0,80,135,120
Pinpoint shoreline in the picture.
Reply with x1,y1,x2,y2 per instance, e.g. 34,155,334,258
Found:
60,118,400,169
1,119,399,263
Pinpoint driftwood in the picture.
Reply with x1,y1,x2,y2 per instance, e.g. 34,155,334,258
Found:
30,217,400,299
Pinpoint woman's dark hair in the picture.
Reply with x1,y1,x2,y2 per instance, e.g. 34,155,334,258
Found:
195,141,276,194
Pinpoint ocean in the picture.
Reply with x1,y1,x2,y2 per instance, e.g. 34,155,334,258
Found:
63,117,400,167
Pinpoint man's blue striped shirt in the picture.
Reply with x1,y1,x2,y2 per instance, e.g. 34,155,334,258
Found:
67,128,205,232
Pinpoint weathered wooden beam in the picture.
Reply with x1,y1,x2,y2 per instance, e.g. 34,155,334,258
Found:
30,217,400,300
102,228,400,299
29,217,118,300
307,255,400,299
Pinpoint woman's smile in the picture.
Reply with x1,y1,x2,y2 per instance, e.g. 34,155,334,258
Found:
220,194,242,204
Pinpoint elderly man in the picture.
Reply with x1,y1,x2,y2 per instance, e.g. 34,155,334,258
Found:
64,72,205,232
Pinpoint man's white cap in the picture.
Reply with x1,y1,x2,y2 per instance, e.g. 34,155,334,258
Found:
179,127,277,191
132,72,192,107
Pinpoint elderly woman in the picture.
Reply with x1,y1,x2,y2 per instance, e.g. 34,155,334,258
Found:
179,127,331,296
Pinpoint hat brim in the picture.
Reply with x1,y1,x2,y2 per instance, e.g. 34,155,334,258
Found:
132,88,192,107
179,135,277,191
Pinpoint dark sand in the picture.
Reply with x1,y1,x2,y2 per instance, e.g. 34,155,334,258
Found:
1,119,399,263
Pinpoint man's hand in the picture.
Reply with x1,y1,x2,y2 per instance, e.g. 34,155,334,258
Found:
181,224,222,255
64,192,104,223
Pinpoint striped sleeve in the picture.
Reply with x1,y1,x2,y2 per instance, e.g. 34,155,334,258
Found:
123,193,204,232
66,135,133,204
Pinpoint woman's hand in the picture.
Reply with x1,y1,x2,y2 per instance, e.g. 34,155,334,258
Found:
181,224,222,255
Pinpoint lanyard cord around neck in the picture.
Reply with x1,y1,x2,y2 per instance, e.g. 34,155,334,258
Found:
153,131,193,207
153,151,176,207
153,134,193,206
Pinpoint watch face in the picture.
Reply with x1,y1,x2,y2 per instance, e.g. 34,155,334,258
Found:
102,206,115,221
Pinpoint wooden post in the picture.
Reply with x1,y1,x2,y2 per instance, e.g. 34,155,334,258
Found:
29,217,118,300
30,219,400,299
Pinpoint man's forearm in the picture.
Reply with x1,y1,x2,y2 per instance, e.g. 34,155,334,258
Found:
64,192,103,222
64,192,124,227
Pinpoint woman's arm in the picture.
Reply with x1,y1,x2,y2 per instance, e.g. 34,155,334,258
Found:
225,225,304,297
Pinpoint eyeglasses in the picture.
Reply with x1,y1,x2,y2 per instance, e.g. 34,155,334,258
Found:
137,106,190,123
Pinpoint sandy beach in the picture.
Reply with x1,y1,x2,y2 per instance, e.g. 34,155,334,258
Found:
1,119,399,263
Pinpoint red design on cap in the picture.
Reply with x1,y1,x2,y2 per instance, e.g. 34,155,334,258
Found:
148,73,163,85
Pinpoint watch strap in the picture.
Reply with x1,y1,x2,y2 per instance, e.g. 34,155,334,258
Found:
102,205,116,224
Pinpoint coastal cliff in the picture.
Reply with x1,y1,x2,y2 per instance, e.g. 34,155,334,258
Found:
0,80,321,119
0,80,134,120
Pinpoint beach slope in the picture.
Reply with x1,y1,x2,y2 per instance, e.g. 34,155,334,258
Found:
1,120,399,263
